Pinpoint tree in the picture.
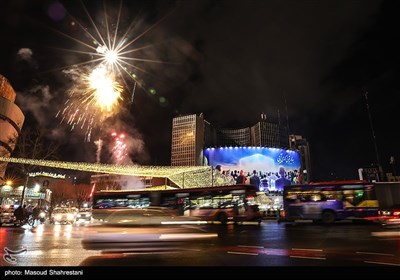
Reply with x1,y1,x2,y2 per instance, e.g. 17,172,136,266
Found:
48,180,75,210
7,127,60,176
6,127,60,205
74,183,92,208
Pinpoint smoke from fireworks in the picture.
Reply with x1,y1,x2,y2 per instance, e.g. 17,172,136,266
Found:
94,138,103,164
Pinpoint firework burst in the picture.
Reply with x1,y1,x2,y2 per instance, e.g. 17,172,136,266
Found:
56,65,123,141
52,1,172,141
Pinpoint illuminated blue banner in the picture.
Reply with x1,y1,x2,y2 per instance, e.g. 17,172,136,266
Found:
204,147,301,191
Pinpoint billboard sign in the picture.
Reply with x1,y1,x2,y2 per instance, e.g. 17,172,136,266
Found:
204,147,301,191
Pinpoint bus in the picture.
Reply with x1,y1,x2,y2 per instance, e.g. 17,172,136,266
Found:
280,180,379,224
92,184,262,225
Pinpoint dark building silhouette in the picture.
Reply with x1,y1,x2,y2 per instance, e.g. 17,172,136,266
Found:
289,134,312,182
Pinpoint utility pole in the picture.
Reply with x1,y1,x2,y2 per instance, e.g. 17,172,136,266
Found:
20,174,30,206
364,91,384,181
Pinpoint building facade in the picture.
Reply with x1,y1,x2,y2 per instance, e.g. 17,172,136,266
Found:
214,113,289,148
217,127,251,147
0,171,68,208
171,113,293,167
171,114,205,166
252,113,289,148
0,74,25,184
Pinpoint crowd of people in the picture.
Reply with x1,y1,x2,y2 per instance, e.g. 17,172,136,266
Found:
215,165,304,193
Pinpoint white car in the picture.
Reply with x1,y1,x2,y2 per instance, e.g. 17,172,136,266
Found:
76,208,92,222
50,208,75,224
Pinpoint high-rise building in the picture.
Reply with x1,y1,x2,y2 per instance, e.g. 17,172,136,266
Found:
251,113,289,147
0,75,25,184
217,127,251,146
171,113,291,166
171,114,205,166
214,113,288,148
289,134,312,182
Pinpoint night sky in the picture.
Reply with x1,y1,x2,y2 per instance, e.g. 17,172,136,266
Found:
1,0,399,181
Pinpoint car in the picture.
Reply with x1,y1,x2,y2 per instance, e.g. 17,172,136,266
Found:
76,208,92,222
50,208,76,224
379,204,400,227
0,205,16,226
379,204,400,218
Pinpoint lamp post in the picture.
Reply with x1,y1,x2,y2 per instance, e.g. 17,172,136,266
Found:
20,174,30,206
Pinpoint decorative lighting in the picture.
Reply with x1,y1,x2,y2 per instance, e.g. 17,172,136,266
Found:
0,156,235,188
28,171,66,179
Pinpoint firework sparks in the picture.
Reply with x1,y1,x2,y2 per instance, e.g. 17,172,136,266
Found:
94,138,103,164
56,65,123,141
111,132,128,165
52,1,173,141
87,65,122,112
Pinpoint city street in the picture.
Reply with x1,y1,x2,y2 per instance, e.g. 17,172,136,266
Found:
1,220,399,267
2,3,400,280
